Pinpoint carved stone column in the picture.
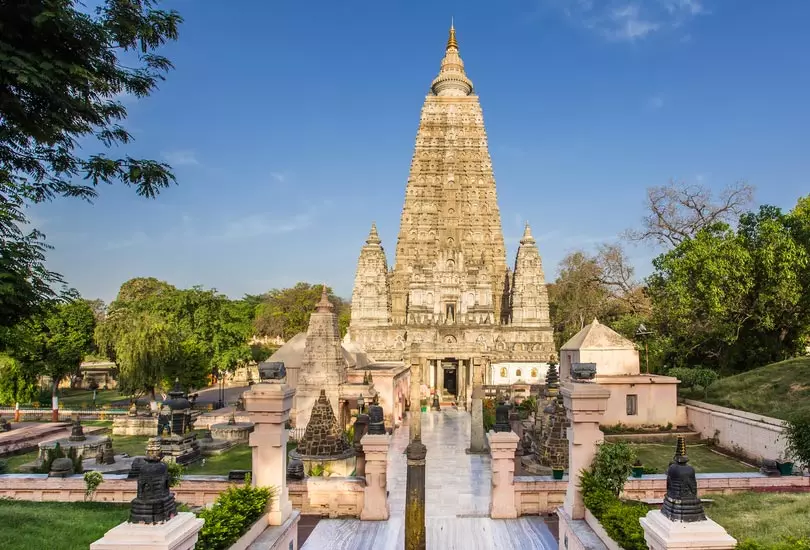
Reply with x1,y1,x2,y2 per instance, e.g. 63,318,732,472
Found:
487,430,519,519
360,433,391,521
405,436,427,550
467,358,487,454
409,353,423,443
244,381,295,526
560,382,610,520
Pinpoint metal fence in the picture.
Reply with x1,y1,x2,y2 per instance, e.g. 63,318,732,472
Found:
288,427,305,442
0,407,128,421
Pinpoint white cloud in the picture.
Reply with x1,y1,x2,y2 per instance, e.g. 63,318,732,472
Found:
646,95,665,109
545,0,708,42
162,150,199,166
270,172,289,184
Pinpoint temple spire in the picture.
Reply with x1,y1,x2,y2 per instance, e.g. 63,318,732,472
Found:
366,222,381,245
432,22,472,96
447,20,458,51
316,285,334,312
520,222,535,245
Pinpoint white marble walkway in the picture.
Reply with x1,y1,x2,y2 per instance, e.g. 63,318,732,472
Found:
301,409,557,550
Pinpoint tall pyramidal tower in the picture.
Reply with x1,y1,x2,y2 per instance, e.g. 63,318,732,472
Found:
350,24,553,395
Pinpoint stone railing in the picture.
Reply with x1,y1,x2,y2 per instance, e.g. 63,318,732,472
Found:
0,407,127,421
288,477,365,518
0,473,369,518
684,400,787,462
0,474,233,506
514,476,568,515
514,473,809,516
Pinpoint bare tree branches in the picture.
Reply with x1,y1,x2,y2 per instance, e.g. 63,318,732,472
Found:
625,180,754,247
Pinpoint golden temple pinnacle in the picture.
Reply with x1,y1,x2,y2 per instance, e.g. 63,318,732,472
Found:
446,19,458,51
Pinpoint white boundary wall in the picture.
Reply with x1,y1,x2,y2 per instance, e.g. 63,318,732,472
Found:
685,399,786,462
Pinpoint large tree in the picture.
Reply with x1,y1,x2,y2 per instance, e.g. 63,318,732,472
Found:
5,298,96,397
0,0,182,325
625,180,754,248
96,279,255,397
252,282,350,340
647,198,810,373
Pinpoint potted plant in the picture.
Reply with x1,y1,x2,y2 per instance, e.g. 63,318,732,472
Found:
552,464,565,480
776,452,794,476
420,398,428,412
632,459,644,478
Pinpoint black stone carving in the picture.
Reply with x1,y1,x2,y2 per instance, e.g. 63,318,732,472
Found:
258,361,286,381
367,398,385,435
68,417,86,442
494,400,511,432
129,440,177,524
571,362,597,382
661,438,706,523
287,457,305,480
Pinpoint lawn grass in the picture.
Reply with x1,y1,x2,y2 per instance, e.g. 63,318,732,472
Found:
185,444,252,475
57,389,130,408
2,450,39,472
631,443,756,473
0,500,129,550
685,357,810,421
707,492,810,544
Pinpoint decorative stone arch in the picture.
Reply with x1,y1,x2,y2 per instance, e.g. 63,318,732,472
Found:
447,237,455,247
394,335,406,350
516,368,523,378
495,338,506,351
444,335,457,344
426,292,434,305
445,259,455,270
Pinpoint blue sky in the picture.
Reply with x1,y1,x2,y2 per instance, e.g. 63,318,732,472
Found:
33,0,810,304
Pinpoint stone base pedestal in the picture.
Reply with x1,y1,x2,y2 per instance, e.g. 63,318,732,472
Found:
90,512,204,550
640,510,736,550
487,430,520,519
360,433,391,521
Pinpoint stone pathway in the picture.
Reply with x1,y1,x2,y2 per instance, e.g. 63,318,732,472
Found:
301,409,557,549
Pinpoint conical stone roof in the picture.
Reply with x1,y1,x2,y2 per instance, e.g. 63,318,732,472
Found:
297,390,353,459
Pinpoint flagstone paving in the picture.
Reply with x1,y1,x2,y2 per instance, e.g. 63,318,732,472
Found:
301,409,557,549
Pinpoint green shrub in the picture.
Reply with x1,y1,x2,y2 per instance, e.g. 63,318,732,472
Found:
196,483,274,550
483,398,496,431
83,471,103,501
580,470,615,519
591,441,637,496
601,499,649,550
782,411,810,468
0,459,7,474
167,462,184,487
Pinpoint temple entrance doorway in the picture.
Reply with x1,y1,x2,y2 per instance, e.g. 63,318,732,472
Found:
442,360,458,396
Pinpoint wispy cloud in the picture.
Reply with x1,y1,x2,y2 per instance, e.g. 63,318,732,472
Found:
216,212,314,241
646,95,665,110
162,149,199,166
544,0,708,42
270,171,290,185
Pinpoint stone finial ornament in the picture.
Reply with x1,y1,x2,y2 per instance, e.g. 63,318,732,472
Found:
494,400,511,432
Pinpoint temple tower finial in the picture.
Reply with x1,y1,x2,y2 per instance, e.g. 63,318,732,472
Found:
447,19,458,50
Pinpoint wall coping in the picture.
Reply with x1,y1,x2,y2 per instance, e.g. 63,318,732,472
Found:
684,400,786,428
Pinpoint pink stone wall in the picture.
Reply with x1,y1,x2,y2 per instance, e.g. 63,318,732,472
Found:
685,400,787,463
515,474,809,516
597,377,679,427
288,477,365,517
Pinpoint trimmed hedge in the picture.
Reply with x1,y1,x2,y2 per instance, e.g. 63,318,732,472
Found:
737,538,810,550
581,468,648,550
195,482,274,550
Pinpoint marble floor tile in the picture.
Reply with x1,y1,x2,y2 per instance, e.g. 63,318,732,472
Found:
301,410,556,549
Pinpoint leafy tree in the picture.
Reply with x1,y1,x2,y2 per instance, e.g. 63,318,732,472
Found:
253,283,350,339
5,298,96,397
0,0,182,325
647,224,754,371
625,180,754,247
0,352,38,404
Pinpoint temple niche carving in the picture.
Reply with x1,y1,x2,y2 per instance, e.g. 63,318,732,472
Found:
348,24,554,397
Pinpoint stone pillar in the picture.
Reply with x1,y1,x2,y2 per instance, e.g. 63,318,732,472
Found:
437,365,444,395
468,358,487,454
360,433,391,521
405,436,427,550
51,395,59,422
560,382,610,520
510,411,524,474
353,413,369,478
14,402,20,422
487,430,520,519
244,381,295,526
640,511,736,550
409,354,422,443
90,513,203,550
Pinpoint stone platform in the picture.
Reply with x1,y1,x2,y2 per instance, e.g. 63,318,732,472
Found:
0,422,72,456
301,410,557,549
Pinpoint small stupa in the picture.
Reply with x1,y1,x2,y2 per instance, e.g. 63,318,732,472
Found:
289,390,355,476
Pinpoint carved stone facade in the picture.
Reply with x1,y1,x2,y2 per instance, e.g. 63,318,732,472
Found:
349,25,554,390
294,288,348,428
